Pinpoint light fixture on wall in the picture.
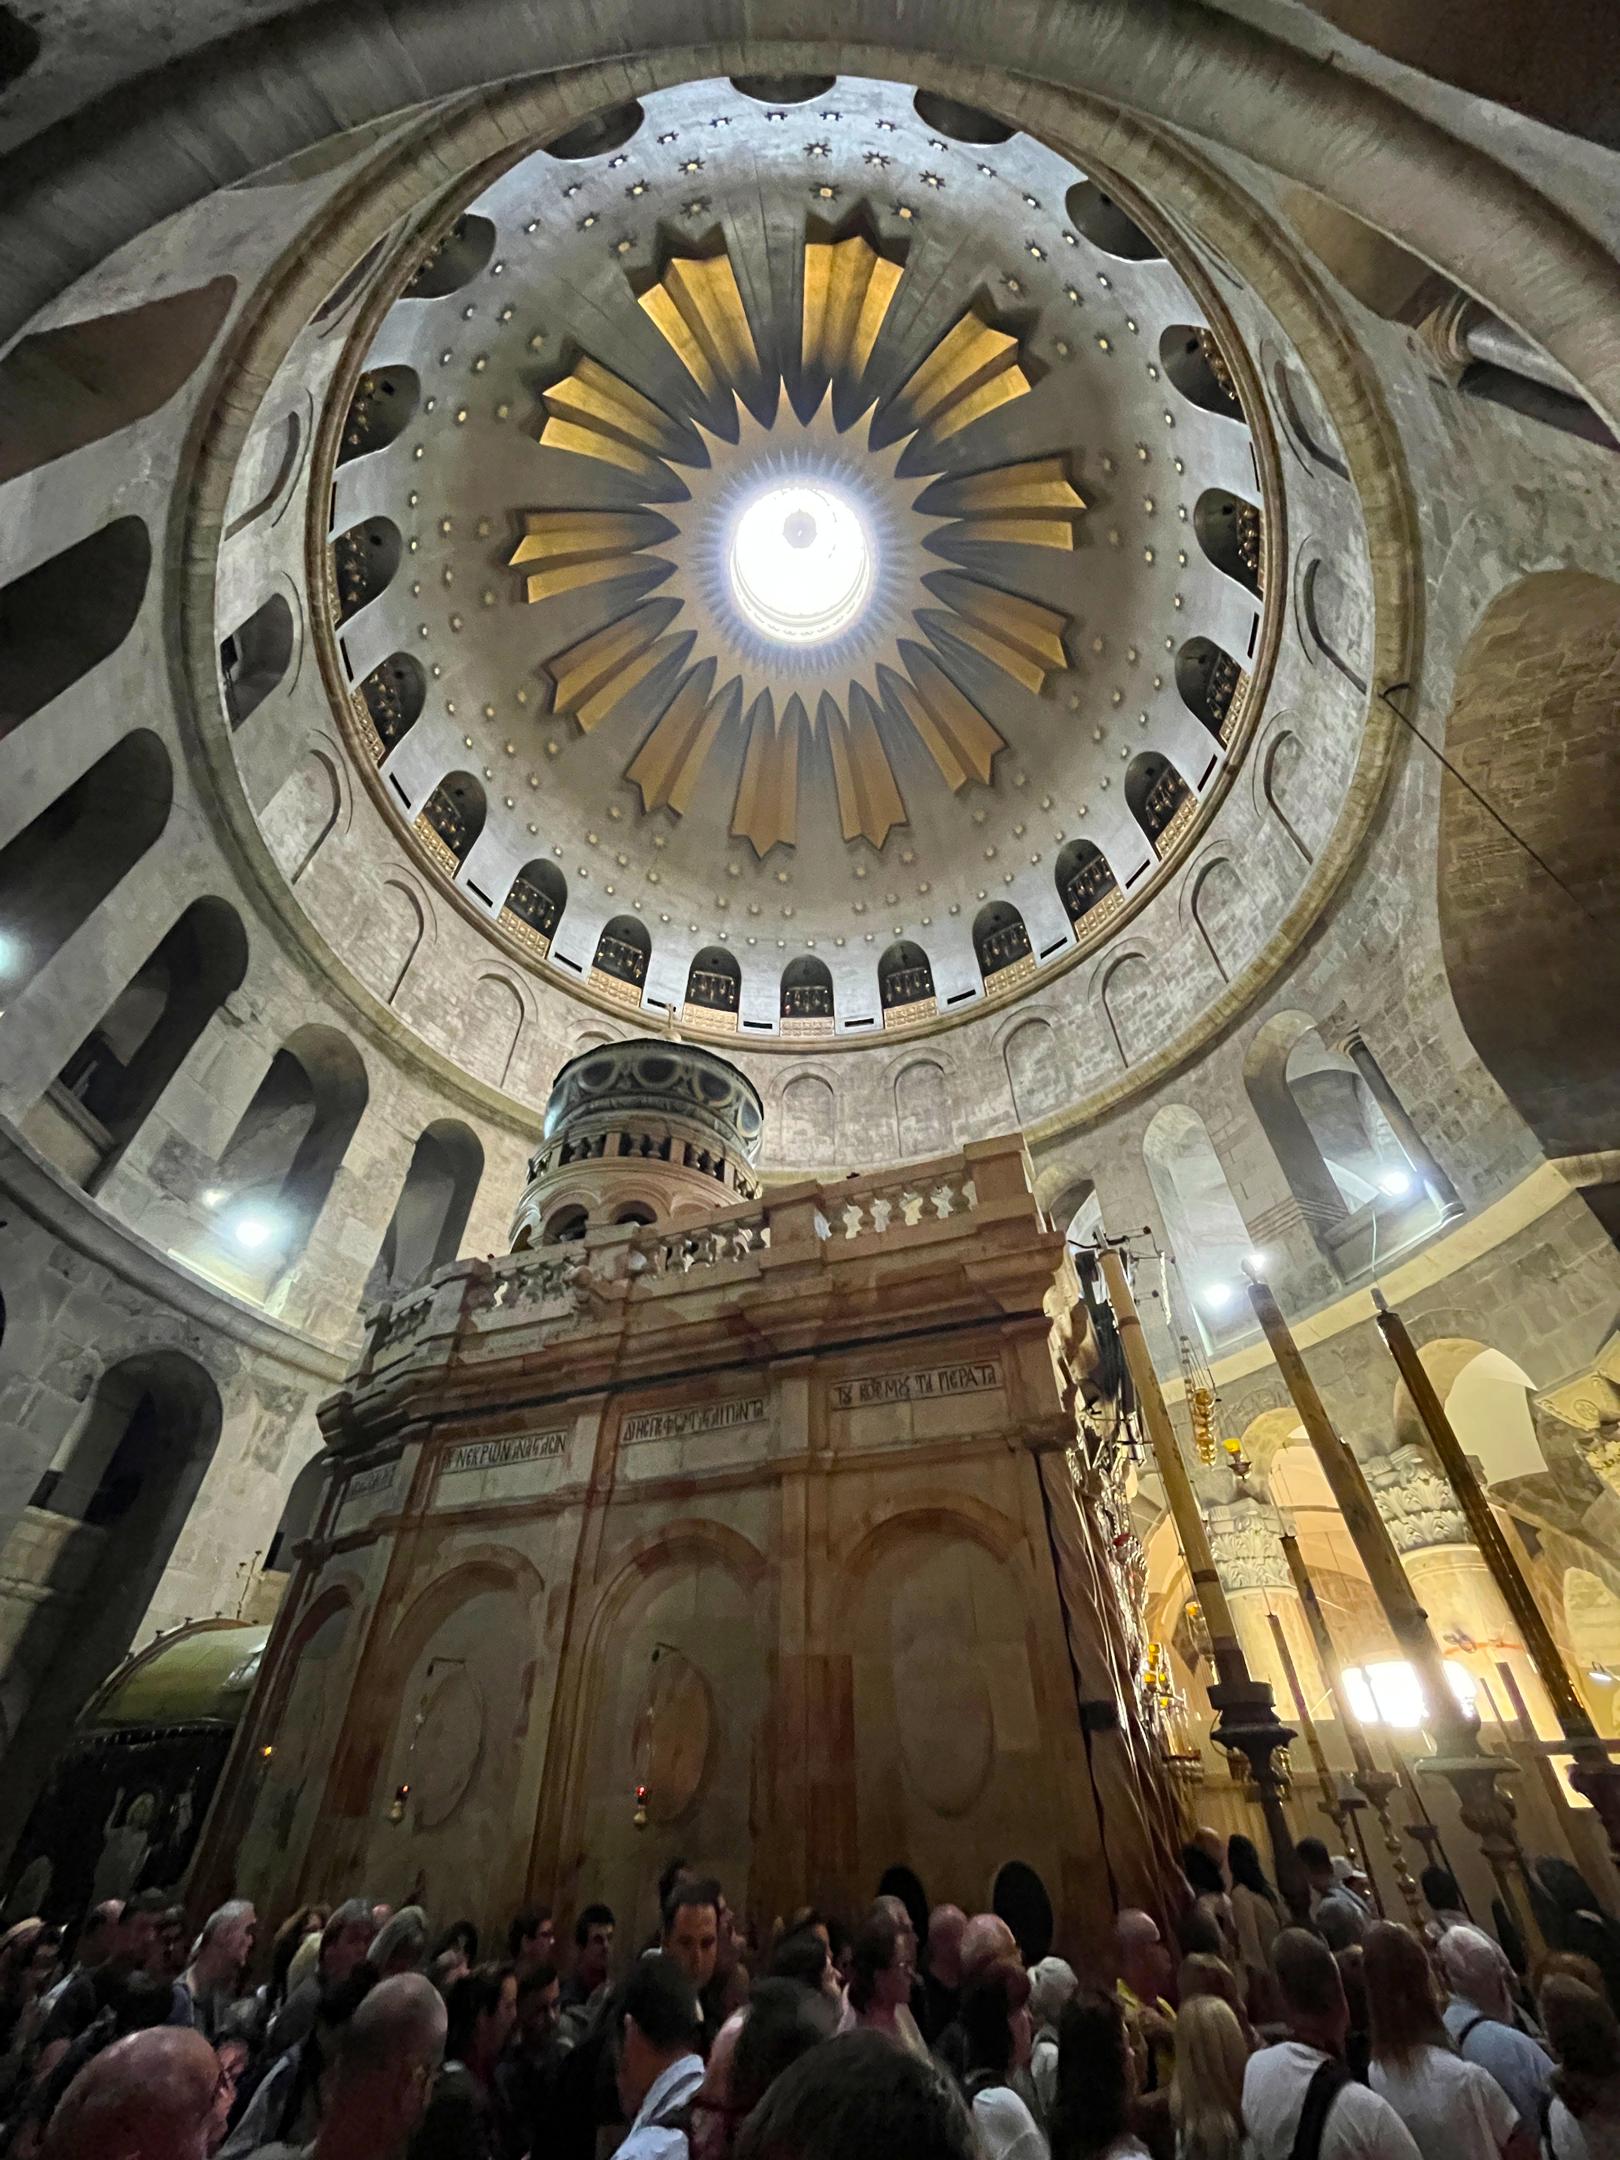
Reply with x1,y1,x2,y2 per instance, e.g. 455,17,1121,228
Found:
1588,1664,1616,1686
1245,1250,1268,1275
387,1781,411,1825
231,1210,281,1252
1377,1165,1414,1198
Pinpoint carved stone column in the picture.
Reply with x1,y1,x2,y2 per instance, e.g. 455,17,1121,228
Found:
1367,1442,1557,1734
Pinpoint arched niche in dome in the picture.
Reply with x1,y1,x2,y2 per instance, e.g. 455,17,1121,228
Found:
336,365,419,463
415,771,485,872
330,517,401,623
1160,325,1245,419
878,941,934,1014
781,956,834,1023
972,901,1032,989
399,216,496,300
355,652,425,760
1064,180,1162,262
219,590,295,730
543,103,644,160
1176,636,1246,740
685,946,741,1016
1054,838,1120,932
20,897,248,1192
500,859,566,953
1126,751,1192,853
1193,489,1264,599
730,74,836,105
593,915,650,993
911,90,1013,144
0,731,172,1003
362,1119,485,1305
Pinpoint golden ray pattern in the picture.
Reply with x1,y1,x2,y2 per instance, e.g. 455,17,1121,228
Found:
517,235,1084,856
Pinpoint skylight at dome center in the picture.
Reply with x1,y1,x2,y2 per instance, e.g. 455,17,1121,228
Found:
728,481,874,645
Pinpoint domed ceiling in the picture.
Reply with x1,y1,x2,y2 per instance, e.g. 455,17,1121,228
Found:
315,74,1278,1046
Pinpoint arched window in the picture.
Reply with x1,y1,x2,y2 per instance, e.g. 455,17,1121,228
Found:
362,1120,484,1305
781,956,834,1028
205,1024,368,1285
542,1203,589,1245
219,591,295,729
973,902,1032,989
1160,326,1245,419
1143,1104,1257,1347
336,365,418,462
330,517,401,623
614,1202,657,1226
21,897,248,1191
399,215,497,299
1064,180,1162,261
878,942,935,1020
685,946,741,1018
1,516,151,744
0,731,172,1003
414,771,485,876
1176,637,1247,741
500,859,566,956
1126,752,1192,854
1054,838,1121,931
354,652,426,761
4,1353,222,1852
591,916,650,1003
1192,490,1264,599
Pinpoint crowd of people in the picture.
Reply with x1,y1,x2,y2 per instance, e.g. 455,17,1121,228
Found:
3,1833,1620,2159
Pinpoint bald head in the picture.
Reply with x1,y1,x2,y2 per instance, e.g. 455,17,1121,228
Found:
324,1973,446,2156
44,2026,219,2160
960,1913,1018,1980
1438,1925,1511,2016
927,1904,966,1988
1115,1908,1168,1998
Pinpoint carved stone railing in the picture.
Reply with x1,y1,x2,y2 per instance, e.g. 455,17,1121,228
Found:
815,1160,977,1241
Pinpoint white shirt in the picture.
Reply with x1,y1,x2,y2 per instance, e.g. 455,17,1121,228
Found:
1369,2045,1519,2160
618,2051,705,2160
973,2084,1050,2160
1443,1998,1553,2131
1244,2042,1423,2160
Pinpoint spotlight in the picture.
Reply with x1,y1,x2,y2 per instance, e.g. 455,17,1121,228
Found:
1204,1281,1233,1310
1244,1251,1268,1276
201,1187,226,1209
231,1211,279,1252
1589,1665,1616,1687
1377,1165,1414,1198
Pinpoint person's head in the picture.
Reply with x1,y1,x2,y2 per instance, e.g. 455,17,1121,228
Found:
320,1898,378,1986
271,1906,326,1996
325,1971,447,2157
960,1956,1033,2082
960,1911,1018,1982
444,1963,517,2073
657,1857,693,1914
1194,1825,1227,1875
1363,1922,1446,2068
507,1907,554,1972
24,1925,60,1993
116,1891,169,1974
1537,1859,1603,1921
1227,1835,1273,1902
733,2028,977,2160
770,1927,836,2000
1171,1993,1250,2160
190,1899,256,1984
1295,1838,1335,1893
210,2034,250,2148
926,1904,967,1988
873,1894,918,1965
1538,1950,1607,2002
94,1966,186,2037
515,1962,560,2051
1272,1928,1348,2054
42,2026,222,2160
1420,1865,1462,1916
1438,1924,1512,2018
1542,1975,1620,2118
1177,1899,1227,1960
1115,1907,1170,1999
848,1910,913,2016
730,1976,839,2117
157,1906,189,1983
77,1899,124,1970
663,1878,721,1993
1183,1841,1227,1900
1028,1956,1079,2037
573,1902,615,1991
618,1952,702,2117
1052,1990,1136,2159
429,1947,468,1993
1178,1952,1243,2024
370,1906,428,1978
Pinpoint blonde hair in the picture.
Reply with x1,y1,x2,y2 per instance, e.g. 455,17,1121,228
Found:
1171,1994,1250,2160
